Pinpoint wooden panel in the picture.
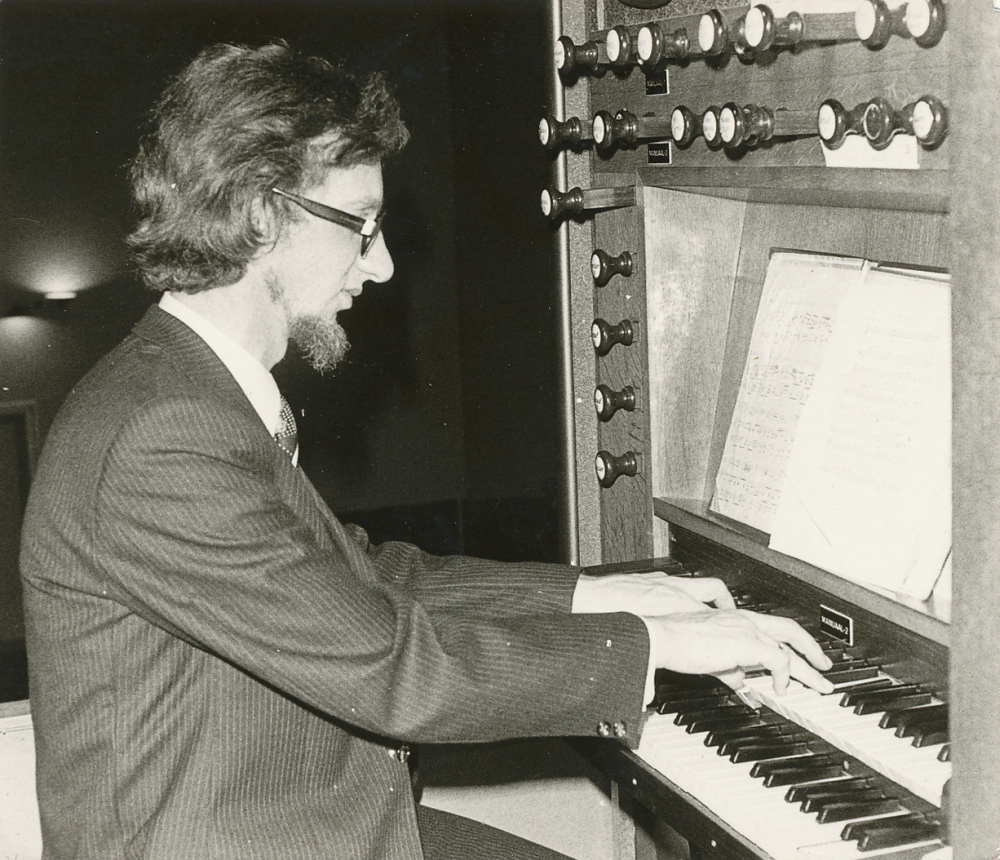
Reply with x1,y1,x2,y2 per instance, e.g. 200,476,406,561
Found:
949,2,1000,855
593,197,653,562
557,0,602,566
645,186,745,503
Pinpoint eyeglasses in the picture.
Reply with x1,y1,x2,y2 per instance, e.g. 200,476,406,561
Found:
271,187,384,258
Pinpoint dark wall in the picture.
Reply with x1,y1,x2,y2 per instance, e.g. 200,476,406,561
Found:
0,0,563,566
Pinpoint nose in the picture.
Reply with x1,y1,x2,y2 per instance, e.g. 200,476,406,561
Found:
360,232,394,284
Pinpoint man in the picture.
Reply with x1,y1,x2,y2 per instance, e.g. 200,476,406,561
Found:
20,41,832,860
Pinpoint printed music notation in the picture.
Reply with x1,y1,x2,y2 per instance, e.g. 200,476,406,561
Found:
711,252,950,603
712,252,862,533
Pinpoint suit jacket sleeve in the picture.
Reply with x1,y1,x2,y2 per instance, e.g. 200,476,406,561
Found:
91,393,650,747
345,524,585,618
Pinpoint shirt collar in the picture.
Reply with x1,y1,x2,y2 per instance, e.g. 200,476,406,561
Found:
158,292,283,438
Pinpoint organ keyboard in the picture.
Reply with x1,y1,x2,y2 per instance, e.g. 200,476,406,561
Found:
574,520,950,860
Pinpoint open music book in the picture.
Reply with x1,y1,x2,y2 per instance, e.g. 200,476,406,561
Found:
711,251,950,603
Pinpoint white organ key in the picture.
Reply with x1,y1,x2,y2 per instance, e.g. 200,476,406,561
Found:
743,675,949,806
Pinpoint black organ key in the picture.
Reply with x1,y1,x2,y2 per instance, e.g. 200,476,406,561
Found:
712,725,809,754
816,797,906,824
839,683,929,713
799,785,886,812
880,703,947,731
675,702,754,726
785,775,876,804
686,711,767,734
856,691,935,716
751,753,845,786
842,814,942,850
654,690,733,715
826,655,878,671
938,744,950,762
651,672,729,697
913,722,949,748
892,705,949,744
825,667,884,686
705,721,792,748
728,741,815,763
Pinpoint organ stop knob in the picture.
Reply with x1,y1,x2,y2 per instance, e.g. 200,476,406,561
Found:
605,26,636,67
538,114,588,150
818,99,867,149
540,185,636,220
594,384,637,421
591,248,633,287
555,35,601,76
595,450,638,488
591,318,634,356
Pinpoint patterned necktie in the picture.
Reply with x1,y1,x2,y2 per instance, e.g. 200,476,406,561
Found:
274,396,298,459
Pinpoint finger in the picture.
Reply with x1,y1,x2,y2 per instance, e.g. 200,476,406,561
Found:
673,576,737,610
751,614,834,672
749,639,792,696
694,577,737,609
714,669,746,691
787,650,835,695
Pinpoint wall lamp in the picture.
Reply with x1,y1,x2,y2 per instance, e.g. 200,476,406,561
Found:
1,290,78,318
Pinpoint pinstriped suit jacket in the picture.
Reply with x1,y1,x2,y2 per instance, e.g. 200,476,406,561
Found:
20,306,650,860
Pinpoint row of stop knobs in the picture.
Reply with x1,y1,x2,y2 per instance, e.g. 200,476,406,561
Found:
557,0,944,77
541,95,947,153
590,246,641,487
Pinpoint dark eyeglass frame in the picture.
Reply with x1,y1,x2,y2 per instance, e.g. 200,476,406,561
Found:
271,187,383,258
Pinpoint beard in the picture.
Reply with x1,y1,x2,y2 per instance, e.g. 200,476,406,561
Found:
288,313,350,374
266,273,351,374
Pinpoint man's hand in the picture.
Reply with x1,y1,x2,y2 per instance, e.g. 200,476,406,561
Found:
646,609,835,696
573,571,736,616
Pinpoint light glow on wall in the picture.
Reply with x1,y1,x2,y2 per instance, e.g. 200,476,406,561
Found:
2,218,122,300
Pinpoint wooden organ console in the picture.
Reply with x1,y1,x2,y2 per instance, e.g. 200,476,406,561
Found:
543,1,1000,857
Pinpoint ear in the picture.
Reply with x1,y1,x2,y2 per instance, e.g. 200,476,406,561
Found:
250,193,280,244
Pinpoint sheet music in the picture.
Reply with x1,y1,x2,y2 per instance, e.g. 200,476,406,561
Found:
710,252,863,532
768,264,951,599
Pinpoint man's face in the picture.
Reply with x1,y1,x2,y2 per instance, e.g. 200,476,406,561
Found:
265,161,393,372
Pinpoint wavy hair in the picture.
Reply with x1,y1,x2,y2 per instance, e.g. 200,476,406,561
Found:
127,41,409,293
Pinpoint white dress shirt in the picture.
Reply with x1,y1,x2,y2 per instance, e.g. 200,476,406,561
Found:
159,292,297,464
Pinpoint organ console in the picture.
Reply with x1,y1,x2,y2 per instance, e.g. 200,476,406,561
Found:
545,0,1000,856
